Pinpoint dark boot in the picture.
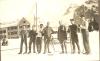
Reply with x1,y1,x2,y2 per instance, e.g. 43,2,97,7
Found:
18,52,22,54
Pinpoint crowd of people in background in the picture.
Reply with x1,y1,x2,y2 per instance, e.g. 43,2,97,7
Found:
18,16,99,55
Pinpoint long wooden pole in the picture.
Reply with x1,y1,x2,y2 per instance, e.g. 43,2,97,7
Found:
98,0,100,43
36,1,37,31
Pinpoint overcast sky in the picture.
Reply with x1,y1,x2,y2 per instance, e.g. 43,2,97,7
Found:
0,0,86,26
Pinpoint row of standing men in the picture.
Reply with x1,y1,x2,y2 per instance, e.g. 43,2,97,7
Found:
18,16,99,54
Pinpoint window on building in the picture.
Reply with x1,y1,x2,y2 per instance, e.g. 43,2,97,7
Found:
0,31,2,34
7,27,10,30
19,26,22,28
23,21,26,23
11,32,17,35
8,32,11,35
3,30,6,33
8,27,11,30
11,27,13,29
13,26,17,29
8,26,17,30
25,25,30,28
3,35,6,38
27,25,30,28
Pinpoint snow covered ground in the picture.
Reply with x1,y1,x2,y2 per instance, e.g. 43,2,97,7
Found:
1,31,99,61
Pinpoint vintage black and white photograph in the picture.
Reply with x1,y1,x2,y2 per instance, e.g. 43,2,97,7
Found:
0,0,99,61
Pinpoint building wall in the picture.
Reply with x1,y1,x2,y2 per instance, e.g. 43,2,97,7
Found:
7,26,19,39
0,28,7,39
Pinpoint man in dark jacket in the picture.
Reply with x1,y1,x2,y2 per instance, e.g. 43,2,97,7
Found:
18,25,28,54
88,18,99,32
68,19,80,54
58,21,67,53
28,25,37,54
43,22,54,54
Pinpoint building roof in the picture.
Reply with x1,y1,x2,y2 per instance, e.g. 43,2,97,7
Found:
18,17,30,26
0,21,19,28
0,17,30,28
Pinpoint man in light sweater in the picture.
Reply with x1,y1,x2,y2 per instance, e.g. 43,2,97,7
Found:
80,16,90,54
36,24,44,53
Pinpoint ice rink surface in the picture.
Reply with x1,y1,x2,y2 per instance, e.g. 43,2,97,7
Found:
1,31,99,61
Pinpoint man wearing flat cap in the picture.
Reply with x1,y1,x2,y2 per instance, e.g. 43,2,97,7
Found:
68,19,80,54
28,25,37,54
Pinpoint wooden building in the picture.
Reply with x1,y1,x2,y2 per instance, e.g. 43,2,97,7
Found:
0,17,30,39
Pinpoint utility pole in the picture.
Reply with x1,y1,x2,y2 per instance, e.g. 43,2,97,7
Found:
35,1,38,31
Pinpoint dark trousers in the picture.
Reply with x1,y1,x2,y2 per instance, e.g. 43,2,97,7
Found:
36,37,42,53
44,36,51,53
19,38,27,53
29,38,36,53
81,29,90,53
59,40,67,53
71,34,80,53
